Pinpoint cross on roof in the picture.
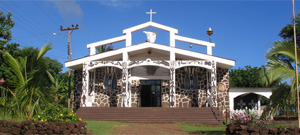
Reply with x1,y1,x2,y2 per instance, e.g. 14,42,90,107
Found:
146,9,156,22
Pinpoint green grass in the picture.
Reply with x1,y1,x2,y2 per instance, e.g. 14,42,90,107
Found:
175,122,226,134
85,121,129,135
0,113,20,121
267,124,297,128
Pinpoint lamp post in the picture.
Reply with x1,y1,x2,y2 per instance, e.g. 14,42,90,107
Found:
53,32,72,108
53,24,78,108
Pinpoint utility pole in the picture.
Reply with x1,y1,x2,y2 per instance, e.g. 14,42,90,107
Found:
60,24,79,108
292,0,300,128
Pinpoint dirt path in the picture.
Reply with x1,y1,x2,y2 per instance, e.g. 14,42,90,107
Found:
109,123,190,135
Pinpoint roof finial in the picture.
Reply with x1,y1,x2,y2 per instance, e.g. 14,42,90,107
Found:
207,27,213,42
146,9,156,22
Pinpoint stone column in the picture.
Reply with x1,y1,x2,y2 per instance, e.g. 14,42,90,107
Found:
81,62,89,107
169,61,176,107
121,62,131,107
210,60,217,107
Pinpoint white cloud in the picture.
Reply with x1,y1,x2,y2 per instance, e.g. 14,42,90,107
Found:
99,0,140,8
51,0,84,24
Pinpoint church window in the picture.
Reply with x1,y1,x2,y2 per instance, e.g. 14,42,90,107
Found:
111,74,117,89
184,74,191,89
192,74,198,89
88,71,94,94
104,74,110,89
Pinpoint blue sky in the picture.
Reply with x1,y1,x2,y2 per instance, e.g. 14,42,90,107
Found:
0,0,298,72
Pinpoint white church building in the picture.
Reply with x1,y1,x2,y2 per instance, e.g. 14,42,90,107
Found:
64,10,271,117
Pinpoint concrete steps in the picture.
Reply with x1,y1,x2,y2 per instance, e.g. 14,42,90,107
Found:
76,107,224,124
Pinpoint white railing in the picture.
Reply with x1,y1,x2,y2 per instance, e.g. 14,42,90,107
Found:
230,108,264,118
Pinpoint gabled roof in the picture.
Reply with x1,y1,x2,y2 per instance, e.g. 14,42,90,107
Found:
65,42,235,70
123,21,178,34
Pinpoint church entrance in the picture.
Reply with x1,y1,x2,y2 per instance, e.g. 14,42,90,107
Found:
140,80,161,107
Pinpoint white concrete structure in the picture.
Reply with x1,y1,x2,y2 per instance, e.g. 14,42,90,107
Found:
66,12,236,115
229,87,274,116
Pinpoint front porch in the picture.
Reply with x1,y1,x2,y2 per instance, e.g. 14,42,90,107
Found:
72,59,230,117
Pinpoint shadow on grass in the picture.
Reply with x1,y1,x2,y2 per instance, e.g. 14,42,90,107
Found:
85,121,133,135
175,122,226,134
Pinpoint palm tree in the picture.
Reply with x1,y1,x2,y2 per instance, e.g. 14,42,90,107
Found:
96,44,113,54
261,41,300,117
0,44,53,120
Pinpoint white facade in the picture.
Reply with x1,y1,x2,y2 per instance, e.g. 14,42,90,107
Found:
66,20,236,111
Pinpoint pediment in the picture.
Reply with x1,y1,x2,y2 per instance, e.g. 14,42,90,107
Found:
123,21,178,34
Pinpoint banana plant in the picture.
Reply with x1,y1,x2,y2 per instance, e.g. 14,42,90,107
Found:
0,44,52,120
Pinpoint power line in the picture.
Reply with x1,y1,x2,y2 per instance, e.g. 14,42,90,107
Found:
1,1,67,49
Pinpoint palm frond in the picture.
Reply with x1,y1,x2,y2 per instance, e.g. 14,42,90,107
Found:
37,44,52,60
0,50,24,84
266,41,300,63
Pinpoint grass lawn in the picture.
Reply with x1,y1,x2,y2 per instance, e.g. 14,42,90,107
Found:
85,121,130,135
175,122,226,134
85,121,227,135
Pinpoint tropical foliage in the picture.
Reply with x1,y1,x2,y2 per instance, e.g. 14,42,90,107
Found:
230,66,271,87
31,104,81,122
231,110,267,127
0,11,20,87
0,11,73,121
96,44,113,54
0,44,53,120
262,83,296,118
261,13,300,117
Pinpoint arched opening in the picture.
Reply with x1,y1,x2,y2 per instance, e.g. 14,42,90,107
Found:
130,65,169,107
234,93,268,110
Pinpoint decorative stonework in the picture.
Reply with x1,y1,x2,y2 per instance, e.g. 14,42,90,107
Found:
210,61,217,107
161,80,170,107
121,62,131,107
74,70,83,110
130,83,139,107
169,61,176,107
217,68,230,117
87,61,123,69
74,63,229,115
175,67,207,107
175,60,212,69
81,63,88,107
128,59,170,69
93,67,123,107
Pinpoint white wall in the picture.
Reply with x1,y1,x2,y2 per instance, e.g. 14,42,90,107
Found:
229,87,273,111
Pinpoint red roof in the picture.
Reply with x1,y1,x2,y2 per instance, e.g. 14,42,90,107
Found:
0,78,5,83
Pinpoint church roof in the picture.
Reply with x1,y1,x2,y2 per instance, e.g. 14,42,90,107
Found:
65,18,235,70
65,42,235,70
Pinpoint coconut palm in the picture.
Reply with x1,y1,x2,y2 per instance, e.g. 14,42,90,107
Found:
0,44,53,120
261,41,300,117
96,44,113,54
264,41,300,95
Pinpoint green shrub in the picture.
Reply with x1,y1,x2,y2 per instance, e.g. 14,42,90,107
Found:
231,110,267,127
31,104,81,122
